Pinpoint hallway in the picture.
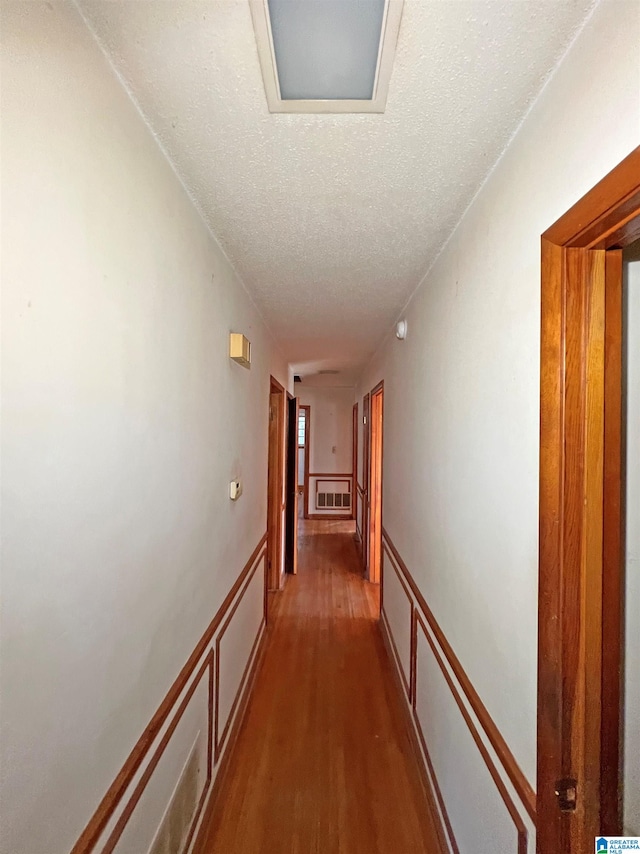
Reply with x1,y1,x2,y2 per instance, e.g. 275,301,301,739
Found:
197,520,439,853
5,3,640,852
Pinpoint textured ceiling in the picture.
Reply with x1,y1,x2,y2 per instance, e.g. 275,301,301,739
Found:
77,0,595,380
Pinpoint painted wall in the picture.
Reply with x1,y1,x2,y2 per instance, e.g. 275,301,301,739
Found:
624,249,640,835
298,387,354,474
357,0,640,848
0,3,288,853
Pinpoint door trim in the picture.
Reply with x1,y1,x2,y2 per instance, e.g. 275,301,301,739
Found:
352,402,358,522
285,393,299,575
267,377,286,592
300,404,311,519
368,381,384,585
362,392,371,576
537,145,640,852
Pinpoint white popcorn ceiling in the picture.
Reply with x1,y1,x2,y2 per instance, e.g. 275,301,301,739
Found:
77,0,595,380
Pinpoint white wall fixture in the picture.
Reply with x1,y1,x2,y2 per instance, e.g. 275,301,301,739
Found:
396,319,407,340
250,0,404,114
229,333,252,368
229,479,243,501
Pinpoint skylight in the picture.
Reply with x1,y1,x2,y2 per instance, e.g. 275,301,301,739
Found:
250,0,404,114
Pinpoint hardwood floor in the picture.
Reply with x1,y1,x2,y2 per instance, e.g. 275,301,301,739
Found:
198,519,439,853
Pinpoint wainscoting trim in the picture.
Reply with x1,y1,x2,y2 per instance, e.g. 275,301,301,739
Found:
379,615,450,854
308,471,353,478
71,533,268,854
380,546,414,701
382,527,536,824
214,614,265,762
415,613,528,854
380,607,411,700
101,652,215,854
355,482,365,551
192,619,269,853
213,549,266,762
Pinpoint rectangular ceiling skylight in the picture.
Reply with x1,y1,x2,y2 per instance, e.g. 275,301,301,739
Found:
267,0,385,101
250,0,404,114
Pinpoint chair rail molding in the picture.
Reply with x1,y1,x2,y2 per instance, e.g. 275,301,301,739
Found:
380,527,536,854
71,534,268,854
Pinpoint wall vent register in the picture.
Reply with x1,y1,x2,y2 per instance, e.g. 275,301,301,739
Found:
250,0,404,114
317,492,351,509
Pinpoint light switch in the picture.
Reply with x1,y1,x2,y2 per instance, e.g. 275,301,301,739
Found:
229,479,242,501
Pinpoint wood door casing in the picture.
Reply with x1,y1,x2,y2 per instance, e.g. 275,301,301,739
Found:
267,379,285,592
368,384,383,585
300,405,311,519
537,146,640,852
352,403,358,523
362,393,370,577
601,250,624,834
285,395,299,575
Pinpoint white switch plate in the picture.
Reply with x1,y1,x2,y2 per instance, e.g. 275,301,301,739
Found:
229,479,242,500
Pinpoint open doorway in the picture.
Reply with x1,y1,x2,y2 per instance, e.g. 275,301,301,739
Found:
368,382,383,585
285,394,300,575
537,146,640,851
352,403,358,523
298,405,310,519
267,377,285,591
362,392,370,575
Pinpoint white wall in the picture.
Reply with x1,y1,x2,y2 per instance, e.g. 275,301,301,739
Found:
298,387,354,474
0,3,288,853
357,0,640,845
624,249,640,835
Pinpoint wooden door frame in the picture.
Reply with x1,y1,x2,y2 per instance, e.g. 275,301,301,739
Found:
368,382,384,585
267,377,286,592
537,146,640,852
352,402,358,522
299,404,311,520
285,393,299,576
362,392,371,576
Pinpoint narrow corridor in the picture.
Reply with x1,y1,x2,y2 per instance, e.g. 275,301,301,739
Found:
198,520,438,853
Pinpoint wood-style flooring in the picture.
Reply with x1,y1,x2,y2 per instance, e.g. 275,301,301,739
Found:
198,519,438,853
